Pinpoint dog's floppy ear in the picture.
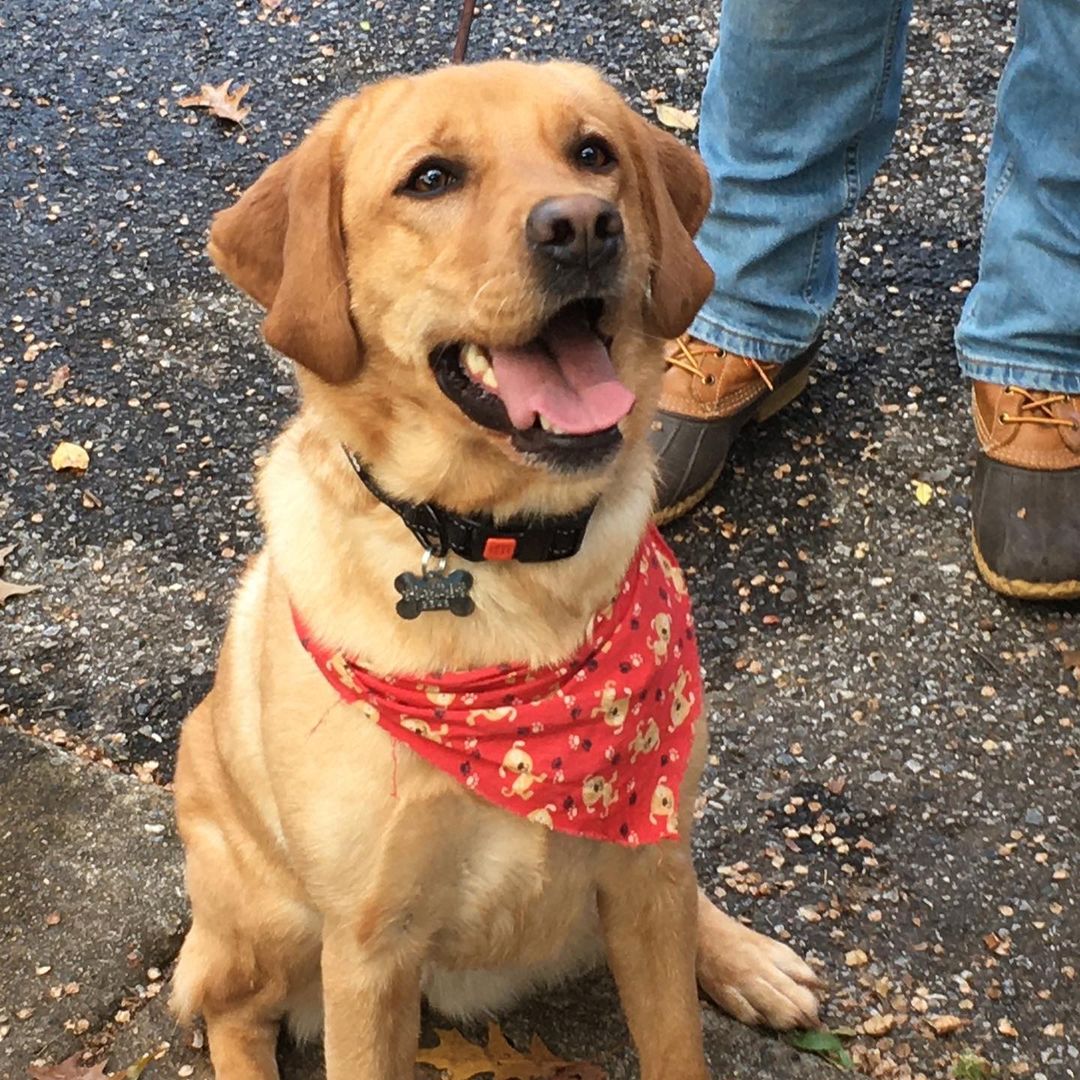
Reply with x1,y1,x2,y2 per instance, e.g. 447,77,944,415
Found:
631,118,714,340
208,99,362,384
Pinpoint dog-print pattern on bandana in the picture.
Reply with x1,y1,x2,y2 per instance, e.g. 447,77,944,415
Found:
293,525,703,846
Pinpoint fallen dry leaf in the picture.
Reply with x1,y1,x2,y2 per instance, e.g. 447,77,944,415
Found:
844,948,870,967
27,1051,153,1080
929,1015,967,1036
28,1055,109,1080
24,340,57,363
654,103,698,131
913,480,933,505
50,441,90,472
44,364,71,396
109,1052,154,1080
0,545,42,607
416,1023,605,1080
862,1013,896,1037
178,79,251,124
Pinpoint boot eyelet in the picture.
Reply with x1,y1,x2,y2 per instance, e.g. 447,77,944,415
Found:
702,374,716,386
999,413,1011,423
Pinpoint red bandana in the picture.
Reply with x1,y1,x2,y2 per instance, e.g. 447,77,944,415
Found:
293,525,702,846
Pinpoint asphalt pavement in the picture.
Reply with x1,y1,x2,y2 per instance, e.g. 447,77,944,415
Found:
1,1,1076,1079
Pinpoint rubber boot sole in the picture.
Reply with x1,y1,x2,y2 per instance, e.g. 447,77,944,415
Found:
972,532,1080,601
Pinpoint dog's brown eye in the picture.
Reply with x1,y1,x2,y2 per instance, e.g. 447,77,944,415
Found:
575,137,615,172
401,159,461,197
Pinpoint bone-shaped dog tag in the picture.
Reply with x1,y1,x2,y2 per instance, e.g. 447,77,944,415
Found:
393,568,475,619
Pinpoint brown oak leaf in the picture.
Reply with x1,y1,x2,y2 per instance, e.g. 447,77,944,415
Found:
0,544,42,606
29,1051,154,1080
28,1055,108,1080
416,1024,605,1080
178,79,251,124
44,364,71,396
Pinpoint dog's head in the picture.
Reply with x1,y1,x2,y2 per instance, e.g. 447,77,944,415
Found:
210,61,711,511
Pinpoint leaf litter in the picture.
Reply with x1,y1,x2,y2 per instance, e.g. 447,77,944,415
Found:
416,1023,605,1080
28,1051,153,1080
29,1025,594,1080
28,1058,108,1080
0,544,42,606
178,79,252,123
653,103,697,131
43,364,72,396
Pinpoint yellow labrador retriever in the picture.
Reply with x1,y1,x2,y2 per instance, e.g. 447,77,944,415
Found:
172,60,820,1080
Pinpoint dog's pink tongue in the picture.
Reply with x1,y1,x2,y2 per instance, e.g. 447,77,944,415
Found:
488,311,635,434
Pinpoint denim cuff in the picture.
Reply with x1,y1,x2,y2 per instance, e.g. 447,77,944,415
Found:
957,351,1080,396
688,309,824,365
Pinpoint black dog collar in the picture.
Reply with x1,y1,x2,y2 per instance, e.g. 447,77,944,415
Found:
343,447,597,563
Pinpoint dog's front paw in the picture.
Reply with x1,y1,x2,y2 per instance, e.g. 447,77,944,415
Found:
696,890,824,1031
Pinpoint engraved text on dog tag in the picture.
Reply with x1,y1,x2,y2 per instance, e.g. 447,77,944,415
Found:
394,568,475,619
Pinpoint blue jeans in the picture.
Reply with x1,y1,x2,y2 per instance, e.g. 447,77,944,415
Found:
691,0,1080,394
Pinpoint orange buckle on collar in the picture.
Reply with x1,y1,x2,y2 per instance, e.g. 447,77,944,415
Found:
483,536,518,561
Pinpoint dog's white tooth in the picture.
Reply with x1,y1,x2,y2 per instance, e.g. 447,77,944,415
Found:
462,344,490,377
551,424,567,435
539,415,552,432
481,366,499,390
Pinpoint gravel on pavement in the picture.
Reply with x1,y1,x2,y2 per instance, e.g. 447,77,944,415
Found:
1,2,1076,1079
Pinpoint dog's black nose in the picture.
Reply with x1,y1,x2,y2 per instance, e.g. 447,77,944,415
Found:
526,195,623,270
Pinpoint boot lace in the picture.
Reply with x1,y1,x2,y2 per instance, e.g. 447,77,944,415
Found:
666,335,775,391
1000,387,1077,428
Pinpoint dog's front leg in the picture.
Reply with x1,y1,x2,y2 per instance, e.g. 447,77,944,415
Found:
321,918,422,1080
598,847,708,1080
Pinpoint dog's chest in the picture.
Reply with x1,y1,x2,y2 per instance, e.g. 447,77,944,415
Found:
424,805,602,971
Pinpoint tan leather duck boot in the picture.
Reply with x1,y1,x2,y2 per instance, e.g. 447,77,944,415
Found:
650,335,817,523
972,381,1080,599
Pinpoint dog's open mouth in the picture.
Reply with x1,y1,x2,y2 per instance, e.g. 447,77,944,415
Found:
430,298,635,470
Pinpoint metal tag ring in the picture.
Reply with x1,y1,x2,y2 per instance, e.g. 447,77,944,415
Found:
421,547,448,577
